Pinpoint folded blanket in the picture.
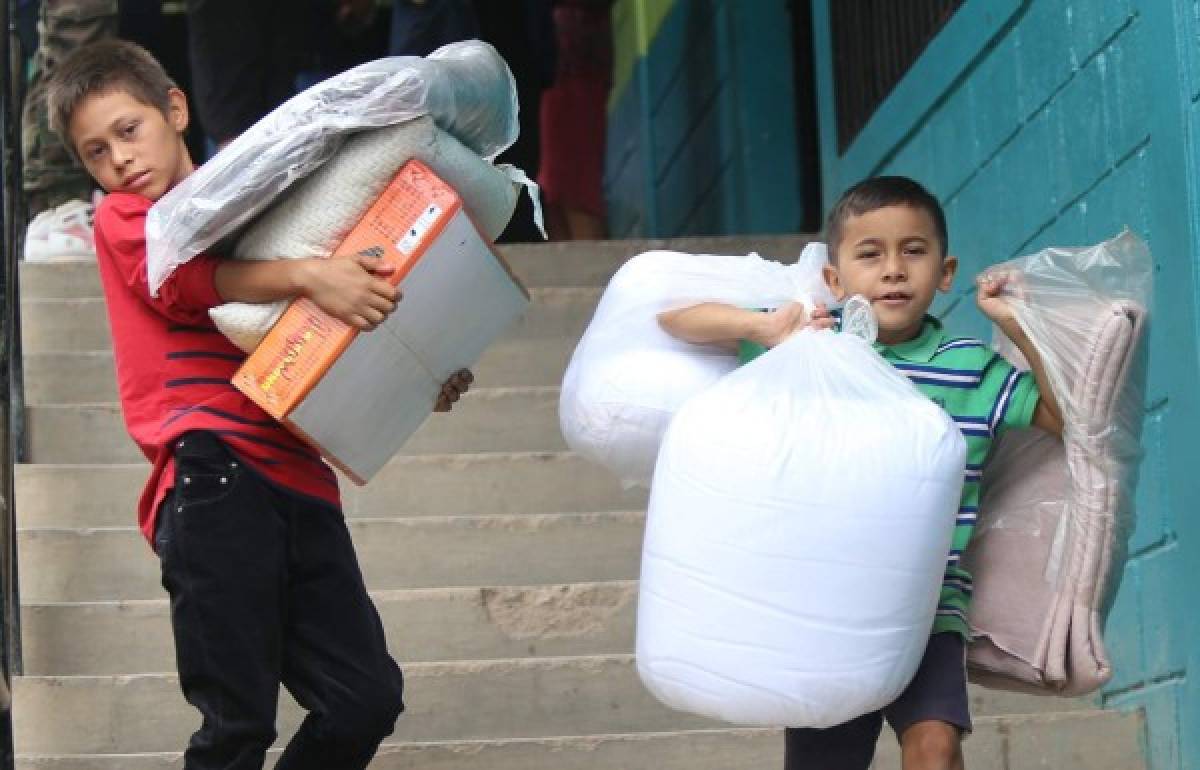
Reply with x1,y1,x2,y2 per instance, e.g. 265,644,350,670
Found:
964,298,1146,696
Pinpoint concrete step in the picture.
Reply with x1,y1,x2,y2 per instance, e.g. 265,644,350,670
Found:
12,709,1147,770
23,581,638,675
23,330,574,402
11,653,1097,756
20,287,599,354
18,511,645,602
24,386,564,464
13,655,716,755
15,452,644,529
16,236,815,300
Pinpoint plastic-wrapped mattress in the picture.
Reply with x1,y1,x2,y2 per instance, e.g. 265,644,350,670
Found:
964,230,1151,696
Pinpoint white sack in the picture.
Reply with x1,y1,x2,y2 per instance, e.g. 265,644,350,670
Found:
559,244,835,487
147,40,529,295
210,116,519,352
637,327,966,728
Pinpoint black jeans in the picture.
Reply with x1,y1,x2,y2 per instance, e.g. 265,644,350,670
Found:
156,431,404,770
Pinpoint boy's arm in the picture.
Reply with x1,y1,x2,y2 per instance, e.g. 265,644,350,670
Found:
95,195,397,331
657,301,830,351
94,195,225,327
213,256,398,331
977,274,1064,436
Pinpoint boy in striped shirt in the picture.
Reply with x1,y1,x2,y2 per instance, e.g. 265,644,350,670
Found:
658,176,1063,770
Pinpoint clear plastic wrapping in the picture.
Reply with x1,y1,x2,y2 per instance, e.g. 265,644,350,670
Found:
966,229,1151,695
559,244,836,487
146,40,519,295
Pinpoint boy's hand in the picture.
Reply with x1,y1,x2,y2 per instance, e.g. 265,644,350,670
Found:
434,369,473,412
808,302,836,331
301,255,399,331
750,301,835,348
975,270,1021,327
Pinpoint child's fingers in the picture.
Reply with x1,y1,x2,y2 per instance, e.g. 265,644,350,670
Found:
434,384,462,412
976,274,1005,298
364,292,396,316
979,269,1021,294
360,306,386,327
354,254,396,276
368,278,399,302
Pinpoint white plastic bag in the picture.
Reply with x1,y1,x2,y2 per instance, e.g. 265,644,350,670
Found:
637,325,966,728
146,40,526,295
209,116,519,352
559,244,836,487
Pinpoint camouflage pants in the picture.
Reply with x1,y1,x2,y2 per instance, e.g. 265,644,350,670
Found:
21,0,119,216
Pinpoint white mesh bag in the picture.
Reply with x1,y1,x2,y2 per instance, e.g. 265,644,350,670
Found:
637,316,966,728
210,116,518,352
559,244,835,487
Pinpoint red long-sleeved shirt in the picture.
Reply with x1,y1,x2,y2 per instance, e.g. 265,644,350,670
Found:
93,193,340,544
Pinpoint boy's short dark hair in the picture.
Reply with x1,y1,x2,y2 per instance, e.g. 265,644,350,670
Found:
824,176,949,260
47,39,177,157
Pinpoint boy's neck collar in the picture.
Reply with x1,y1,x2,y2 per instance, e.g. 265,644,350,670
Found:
873,315,943,362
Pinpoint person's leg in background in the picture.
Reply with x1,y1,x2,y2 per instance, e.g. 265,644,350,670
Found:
388,0,477,57
186,0,311,154
21,0,118,261
473,0,554,243
537,1,612,241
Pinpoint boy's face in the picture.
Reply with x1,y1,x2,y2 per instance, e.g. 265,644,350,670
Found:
69,87,194,202
823,204,958,345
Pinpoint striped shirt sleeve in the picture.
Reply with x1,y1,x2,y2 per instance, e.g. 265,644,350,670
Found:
983,355,1040,436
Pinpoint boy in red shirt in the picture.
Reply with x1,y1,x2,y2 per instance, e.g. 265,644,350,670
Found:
48,40,472,769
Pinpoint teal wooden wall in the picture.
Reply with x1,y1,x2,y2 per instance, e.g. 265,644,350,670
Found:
605,0,804,238
812,1,1199,767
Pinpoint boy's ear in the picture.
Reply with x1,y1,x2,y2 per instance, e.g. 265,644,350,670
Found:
166,88,189,133
822,262,847,301
938,255,959,293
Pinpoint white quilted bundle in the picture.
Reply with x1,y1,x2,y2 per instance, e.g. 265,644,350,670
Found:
637,329,966,728
559,244,835,487
211,115,518,352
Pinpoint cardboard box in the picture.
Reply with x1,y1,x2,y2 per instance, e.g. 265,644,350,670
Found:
233,159,530,483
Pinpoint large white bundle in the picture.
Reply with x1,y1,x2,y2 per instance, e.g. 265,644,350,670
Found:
210,116,518,352
147,40,522,293
559,245,834,487
637,327,966,728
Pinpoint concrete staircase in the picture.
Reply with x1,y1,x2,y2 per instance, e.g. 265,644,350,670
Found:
12,237,1145,769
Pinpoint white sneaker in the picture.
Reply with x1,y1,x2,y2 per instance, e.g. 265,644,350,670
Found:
24,195,100,262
